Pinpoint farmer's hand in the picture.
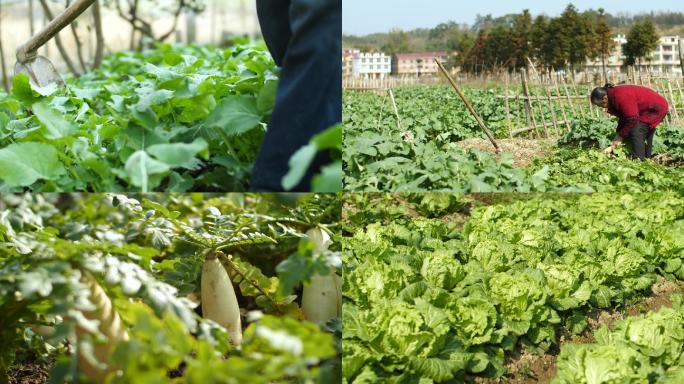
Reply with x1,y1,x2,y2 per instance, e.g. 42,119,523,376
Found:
603,138,623,155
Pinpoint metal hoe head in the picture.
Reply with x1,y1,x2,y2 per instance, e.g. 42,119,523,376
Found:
14,56,65,88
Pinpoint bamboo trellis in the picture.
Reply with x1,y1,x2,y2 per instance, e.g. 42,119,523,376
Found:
344,70,684,137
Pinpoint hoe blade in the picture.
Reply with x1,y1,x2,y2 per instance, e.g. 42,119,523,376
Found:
14,56,65,88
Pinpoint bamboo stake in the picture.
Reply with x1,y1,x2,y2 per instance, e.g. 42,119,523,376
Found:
496,95,590,100
521,69,540,138
552,71,572,133
504,72,513,138
561,74,578,119
435,59,500,152
676,80,684,124
513,93,524,136
388,88,403,131
545,79,560,134
667,81,680,125
528,59,559,135
526,59,554,134
656,79,672,126
531,80,549,137
569,74,586,118
375,90,388,129
512,126,535,135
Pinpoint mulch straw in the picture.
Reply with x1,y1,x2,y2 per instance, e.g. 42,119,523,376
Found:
457,138,559,168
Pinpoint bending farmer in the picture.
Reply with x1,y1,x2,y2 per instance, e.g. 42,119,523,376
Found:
590,84,669,160
251,0,342,191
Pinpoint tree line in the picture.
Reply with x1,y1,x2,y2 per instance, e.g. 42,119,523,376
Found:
344,4,673,75
459,5,661,75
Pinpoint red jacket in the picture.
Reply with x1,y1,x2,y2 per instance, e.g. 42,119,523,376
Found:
606,85,669,138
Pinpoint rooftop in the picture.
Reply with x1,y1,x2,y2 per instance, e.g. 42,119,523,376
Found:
395,52,448,59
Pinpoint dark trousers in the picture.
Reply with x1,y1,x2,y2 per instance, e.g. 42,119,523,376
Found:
251,0,342,192
628,122,655,161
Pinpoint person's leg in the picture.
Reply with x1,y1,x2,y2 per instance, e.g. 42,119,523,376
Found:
629,123,649,161
645,127,655,159
251,0,342,192
255,0,292,66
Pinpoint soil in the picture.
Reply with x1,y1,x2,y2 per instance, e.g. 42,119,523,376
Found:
457,138,558,167
473,278,683,384
8,357,53,384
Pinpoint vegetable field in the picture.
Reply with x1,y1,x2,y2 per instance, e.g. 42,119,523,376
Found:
342,193,684,383
343,85,684,192
0,41,277,192
0,193,342,383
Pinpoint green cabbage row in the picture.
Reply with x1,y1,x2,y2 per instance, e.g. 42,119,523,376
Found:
343,193,684,383
554,297,684,384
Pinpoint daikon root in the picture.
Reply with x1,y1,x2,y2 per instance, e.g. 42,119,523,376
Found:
302,273,342,325
302,227,342,325
74,276,129,382
201,253,242,345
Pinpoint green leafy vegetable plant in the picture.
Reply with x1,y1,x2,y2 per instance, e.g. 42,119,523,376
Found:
0,41,278,192
0,193,342,383
343,193,684,383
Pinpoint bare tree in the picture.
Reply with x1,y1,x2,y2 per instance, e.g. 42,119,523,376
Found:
38,0,81,76
33,0,106,74
29,0,36,35
107,0,205,50
66,0,88,72
92,0,104,68
0,1,9,91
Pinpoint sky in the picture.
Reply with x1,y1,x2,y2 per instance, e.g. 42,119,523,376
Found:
343,0,684,35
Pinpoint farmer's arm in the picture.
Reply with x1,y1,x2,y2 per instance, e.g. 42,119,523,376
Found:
614,94,640,140
605,94,638,153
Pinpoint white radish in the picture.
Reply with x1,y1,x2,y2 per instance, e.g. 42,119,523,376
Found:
74,276,129,383
302,273,342,325
302,228,342,325
307,227,333,254
201,253,242,345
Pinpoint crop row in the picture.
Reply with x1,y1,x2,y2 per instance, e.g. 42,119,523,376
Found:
342,193,684,383
343,86,684,192
554,299,684,383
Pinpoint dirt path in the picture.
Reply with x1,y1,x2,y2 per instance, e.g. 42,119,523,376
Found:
473,279,683,384
458,138,558,168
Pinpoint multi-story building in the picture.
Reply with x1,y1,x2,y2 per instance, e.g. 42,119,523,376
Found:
585,35,682,75
343,49,359,77
392,52,449,77
651,36,682,74
351,52,392,79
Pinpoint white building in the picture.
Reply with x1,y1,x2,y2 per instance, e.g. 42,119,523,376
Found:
651,36,681,73
586,34,683,75
351,52,392,79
